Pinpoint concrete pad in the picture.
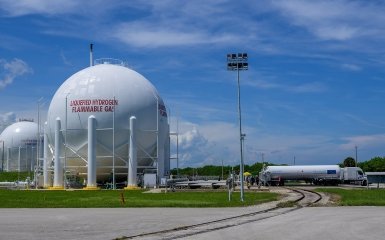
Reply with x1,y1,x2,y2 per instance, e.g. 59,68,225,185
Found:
0,207,258,240
0,207,384,240
182,207,385,240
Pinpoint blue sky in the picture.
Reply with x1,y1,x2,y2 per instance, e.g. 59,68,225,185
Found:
1,0,385,168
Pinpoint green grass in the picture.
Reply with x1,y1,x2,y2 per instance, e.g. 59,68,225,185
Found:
317,188,385,206
0,189,278,208
0,172,33,182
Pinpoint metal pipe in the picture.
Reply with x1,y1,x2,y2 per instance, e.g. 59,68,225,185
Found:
1,141,4,172
53,117,63,188
6,147,10,171
17,146,20,181
156,99,159,185
112,96,115,189
64,93,70,189
127,116,137,188
43,122,49,187
36,98,41,188
177,119,179,177
18,146,21,173
90,43,93,67
87,115,97,188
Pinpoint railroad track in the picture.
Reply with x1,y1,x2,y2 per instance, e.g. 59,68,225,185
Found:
117,187,323,240
289,187,323,207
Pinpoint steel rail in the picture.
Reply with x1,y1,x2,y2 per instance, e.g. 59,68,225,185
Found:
118,187,323,240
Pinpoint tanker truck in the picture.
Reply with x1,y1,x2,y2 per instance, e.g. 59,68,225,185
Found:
259,165,367,186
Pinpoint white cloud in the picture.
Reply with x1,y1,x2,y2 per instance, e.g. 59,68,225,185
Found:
60,50,73,66
315,25,358,41
0,58,33,89
178,127,207,150
111,22,239,48
0,0,78,16
288,82,327,93
169,115,384,167
244,79,327,93
341,63,362,71
0,112,16,132
99,1,254,48
0,0,140,24
169,119,238,167
171,127,215,167
244,79,282,90
340,134,385,151
169,118,341,167
343,113,385,130
271,0,385,41
0,0,248,49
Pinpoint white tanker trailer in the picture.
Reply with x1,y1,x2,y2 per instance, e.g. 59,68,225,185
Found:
259,165,367,186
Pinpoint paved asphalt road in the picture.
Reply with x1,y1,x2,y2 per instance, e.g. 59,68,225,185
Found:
0,206,384,240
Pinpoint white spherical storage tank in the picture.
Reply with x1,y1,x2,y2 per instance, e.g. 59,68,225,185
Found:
46,62,170,185
0,120,39,172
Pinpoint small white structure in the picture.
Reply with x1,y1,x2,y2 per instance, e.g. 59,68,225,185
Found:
0,120,39,172
45,60,170,188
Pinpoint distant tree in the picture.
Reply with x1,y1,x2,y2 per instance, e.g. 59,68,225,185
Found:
358,157,385,172
343,157,356,167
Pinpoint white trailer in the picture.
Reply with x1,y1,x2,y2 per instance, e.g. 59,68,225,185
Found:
259,165,367,186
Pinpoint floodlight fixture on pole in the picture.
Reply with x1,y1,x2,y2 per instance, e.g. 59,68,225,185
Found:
227,52,248,202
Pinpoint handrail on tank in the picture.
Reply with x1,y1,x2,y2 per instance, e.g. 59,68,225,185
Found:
94,58,130,68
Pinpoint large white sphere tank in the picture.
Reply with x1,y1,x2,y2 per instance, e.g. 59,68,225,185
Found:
0,120,38,171
46,62,169,182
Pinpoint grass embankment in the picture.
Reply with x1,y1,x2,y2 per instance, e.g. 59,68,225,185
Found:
317,188,385,206
0,190,278,208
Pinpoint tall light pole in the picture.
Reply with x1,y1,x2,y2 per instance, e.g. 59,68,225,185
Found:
227,53,248,202
355,145,358,167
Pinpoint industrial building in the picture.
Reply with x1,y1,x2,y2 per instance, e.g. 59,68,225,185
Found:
1,55,171,189
45,58,170,189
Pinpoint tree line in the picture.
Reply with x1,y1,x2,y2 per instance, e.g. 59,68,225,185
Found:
342,156,385,172
171,156,385,177
358,157,385,172
170,162,266,179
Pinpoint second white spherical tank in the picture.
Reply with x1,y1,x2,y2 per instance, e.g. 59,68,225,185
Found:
46,63,169,181
0,121,39,171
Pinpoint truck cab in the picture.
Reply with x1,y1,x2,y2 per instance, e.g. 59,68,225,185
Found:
342,167,367,186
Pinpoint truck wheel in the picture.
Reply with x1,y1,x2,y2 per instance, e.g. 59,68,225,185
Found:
279,179,285,186
274,181,279,186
